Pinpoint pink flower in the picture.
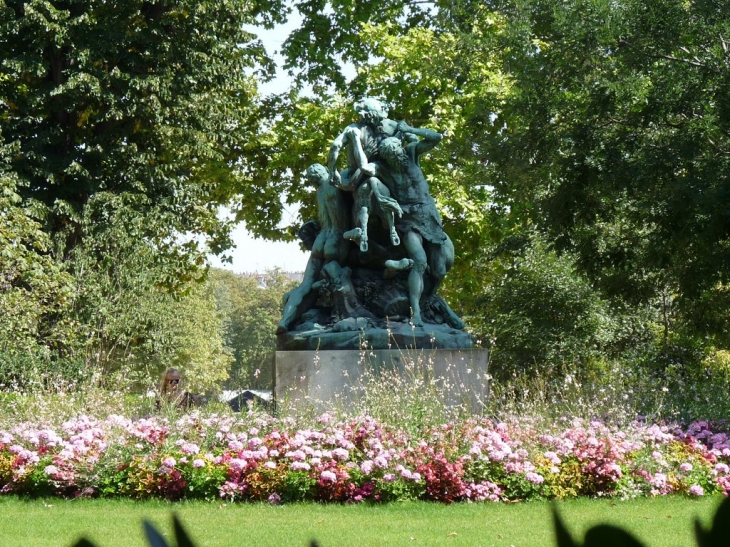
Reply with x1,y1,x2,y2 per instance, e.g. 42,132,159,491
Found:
525,472,544,485
373,455,389,468
650,472,667,489
264,461,277,469
228,440,244,451
44,465,58,476
714,463,729,475
162,457,176,468
360,460,374,475
228,458,246,472
320,470,337,482
180,442,200,455
679,463,693,473
689,485,704,496
332,448,349,460
249,438,263,448
192,459,205,468
291,461,311,471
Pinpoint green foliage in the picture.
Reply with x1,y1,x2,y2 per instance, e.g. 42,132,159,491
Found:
211,268,292,390
281,470,317,502
280,0,433,91
0,0,292,392
0,349,91,393
483,0,730,341
61,208,231,393
0,0,287,262
469,231,656,379
0,163,78,356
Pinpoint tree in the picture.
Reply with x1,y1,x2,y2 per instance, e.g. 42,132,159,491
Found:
469,230,657,378
66,216,232,393
211,268,293,390
0,135,77,356
477,0,730,343
0,0,292,391
0,0,285,268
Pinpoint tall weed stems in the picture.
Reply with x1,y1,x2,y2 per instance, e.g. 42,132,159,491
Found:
3,345,730,431
487,357,730,426
347,351,469,437
280,346,730,433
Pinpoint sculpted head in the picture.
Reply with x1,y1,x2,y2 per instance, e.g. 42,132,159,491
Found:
379,137,406,165
306,163,329,185
354,97,388,126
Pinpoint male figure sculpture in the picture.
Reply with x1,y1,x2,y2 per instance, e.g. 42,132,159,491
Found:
328,98,401,252
358,123,459,327
277,164,350,333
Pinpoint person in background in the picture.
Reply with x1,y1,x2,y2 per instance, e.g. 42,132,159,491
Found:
157,367,200,409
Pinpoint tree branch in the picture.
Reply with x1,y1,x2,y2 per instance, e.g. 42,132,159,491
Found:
618,38,706,68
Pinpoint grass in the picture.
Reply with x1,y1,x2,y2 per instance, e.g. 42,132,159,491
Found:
0,496,722,547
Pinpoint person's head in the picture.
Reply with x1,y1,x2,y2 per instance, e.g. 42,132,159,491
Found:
306,163,329,186
160,368,181,395
354,98,388,127
379,137,407,166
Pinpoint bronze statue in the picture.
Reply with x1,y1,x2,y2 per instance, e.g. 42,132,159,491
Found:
277,99,471,350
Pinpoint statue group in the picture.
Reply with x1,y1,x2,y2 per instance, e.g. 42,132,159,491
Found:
277,98,473,351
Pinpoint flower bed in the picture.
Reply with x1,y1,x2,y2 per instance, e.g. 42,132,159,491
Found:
1,412,729,503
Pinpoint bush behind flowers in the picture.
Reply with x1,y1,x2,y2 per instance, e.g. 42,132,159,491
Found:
1,409,729,504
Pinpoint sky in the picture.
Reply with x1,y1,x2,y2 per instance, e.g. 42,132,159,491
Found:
208,17,311,274
209,14,361,274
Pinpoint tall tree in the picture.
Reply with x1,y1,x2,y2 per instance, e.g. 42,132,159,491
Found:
479,0,730,342
0,0,285,266
1,141,76,355
212,268,292,390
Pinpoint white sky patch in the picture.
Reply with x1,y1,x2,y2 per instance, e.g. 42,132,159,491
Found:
212,11,357,273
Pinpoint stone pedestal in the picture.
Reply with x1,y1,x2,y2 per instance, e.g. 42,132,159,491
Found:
274,348,489,413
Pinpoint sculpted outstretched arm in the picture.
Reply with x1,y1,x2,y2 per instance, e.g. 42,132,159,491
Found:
328,130,346,184
396,121,443,155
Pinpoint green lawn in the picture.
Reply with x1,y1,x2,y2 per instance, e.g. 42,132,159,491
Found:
0,496,721,547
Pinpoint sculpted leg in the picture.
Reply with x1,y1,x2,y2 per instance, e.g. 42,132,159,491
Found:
384,257,413,280
355,183,372,252
404,231,427,327
369,178,402,247
425,235,454,297
357,206,369,252
277,255,323,333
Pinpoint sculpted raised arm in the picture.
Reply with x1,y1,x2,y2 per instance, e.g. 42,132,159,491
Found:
346,126,367,168
395,121,443,156
328,129,347,184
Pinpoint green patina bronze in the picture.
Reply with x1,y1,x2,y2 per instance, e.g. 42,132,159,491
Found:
277,98,471,350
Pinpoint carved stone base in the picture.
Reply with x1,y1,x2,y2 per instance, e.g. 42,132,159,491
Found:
274,348,489,413
277,318,474,351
